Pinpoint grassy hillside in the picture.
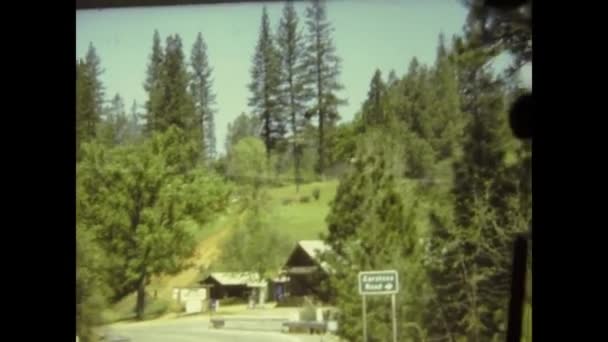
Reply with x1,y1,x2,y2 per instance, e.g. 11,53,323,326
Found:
267,180,339,242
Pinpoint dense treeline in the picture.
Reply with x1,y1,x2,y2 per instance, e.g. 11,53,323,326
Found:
322,12,531,342
76,29,229,342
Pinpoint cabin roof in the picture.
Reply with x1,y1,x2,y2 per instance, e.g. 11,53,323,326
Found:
199,272,267,287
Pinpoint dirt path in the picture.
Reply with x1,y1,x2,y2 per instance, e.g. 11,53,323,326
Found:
153,222,232,299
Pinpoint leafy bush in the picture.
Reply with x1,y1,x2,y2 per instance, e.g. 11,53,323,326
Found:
299,302,317,322
312,188,321,201
275,296,306,307
168,300,185,313
144,298,170,318
282,198,294,206
299,196,311,203
220,296,248,306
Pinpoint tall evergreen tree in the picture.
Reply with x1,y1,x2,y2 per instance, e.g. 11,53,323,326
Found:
190,32,217,161
76,60,93,160
248,7,285,163
424,35,528,342
277,0,310,192
76,45,105,159
84,43,105,113
387,69,399,87
362,69,387,126
325,129,422,341
429,33,464,159
143,30,165,135
126,100,142,143
98,93,128,147
303,0,346,176
149,34,197,143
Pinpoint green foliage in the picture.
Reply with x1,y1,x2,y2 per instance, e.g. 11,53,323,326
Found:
76,45,105,160
225,112,260,153
76,227,109,342
84,42,105,113
421,37,532,341
143,30,165,135
249,6,285,161
312,187,320,201
190,32,217,160
77,126,230,320
299,301,317,322
277,0,311,191
299,195,310,203
403,129,436,179
97,93,131,147
303,0,346,175
324,129,426,341
218,186,292,280
220,296,248,306
462,0,531,77
144,33,198,153
226,137,270,186
143,297,171,319
362,69,387,127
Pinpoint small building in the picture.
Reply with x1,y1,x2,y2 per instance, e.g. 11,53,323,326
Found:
172,287,208,304
282,240,332,301
199,272,268,304
172,287,209,314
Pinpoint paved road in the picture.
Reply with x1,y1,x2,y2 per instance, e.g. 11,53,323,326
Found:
108,316,331,342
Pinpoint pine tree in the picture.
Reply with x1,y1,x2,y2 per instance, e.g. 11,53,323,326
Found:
152,34,197,141
423,36,528,341
277,0,311,192
362,69,387,126
248,7,285,164
190,32,217,161
76,45,105,159
143,30,165,135
84,43,105,113
462,0,531,77
98,93,128,147
387,69,399,87
324,128,422,341
303,0,346,176
429,33,464,159
76,60,93,160
125,100,142,143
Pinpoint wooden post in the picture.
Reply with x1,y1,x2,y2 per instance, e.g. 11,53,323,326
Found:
362,295,368,342
391,294,397,342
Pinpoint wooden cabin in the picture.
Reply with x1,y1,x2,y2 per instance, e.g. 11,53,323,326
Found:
199,272,267,303
282,240,332,302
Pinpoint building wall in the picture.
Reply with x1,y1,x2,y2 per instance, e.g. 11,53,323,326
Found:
172,288,208,304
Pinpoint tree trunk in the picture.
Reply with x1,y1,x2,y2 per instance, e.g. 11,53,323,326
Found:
135,273,147,321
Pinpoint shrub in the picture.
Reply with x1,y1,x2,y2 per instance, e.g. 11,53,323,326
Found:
299,302,317,322
144,298,170,319
282,198,294,206
312,188,321,201
275,296,306,307
299,196,311,203
220,296,248,306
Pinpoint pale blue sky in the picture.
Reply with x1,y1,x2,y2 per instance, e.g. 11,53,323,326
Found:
76,0,530,155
